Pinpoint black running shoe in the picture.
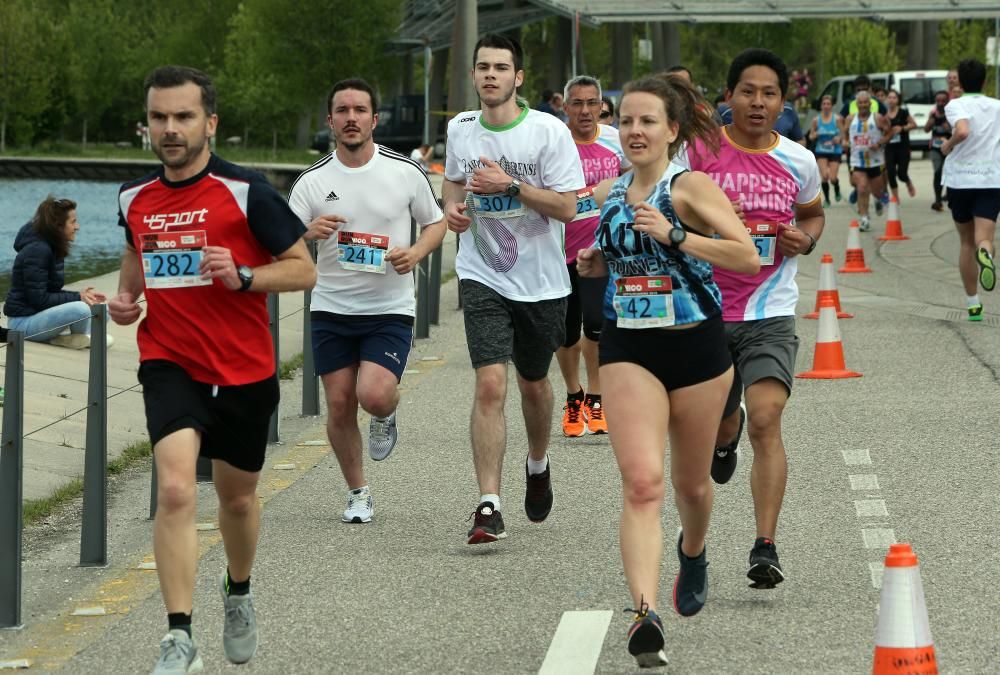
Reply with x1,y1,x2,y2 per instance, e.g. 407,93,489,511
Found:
466,502,506,545
524,462,553,523
711,403,744,485
747,537,785,589
673,531,708,617
625,600,667,668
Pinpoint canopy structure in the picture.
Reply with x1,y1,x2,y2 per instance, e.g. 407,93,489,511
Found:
389,0,561,53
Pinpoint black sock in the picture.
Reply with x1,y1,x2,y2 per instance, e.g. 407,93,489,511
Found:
567,387,584,402
168,612,192,637
226,568,251,596
821,181,830,202
585,392,601,403
833,180,841,196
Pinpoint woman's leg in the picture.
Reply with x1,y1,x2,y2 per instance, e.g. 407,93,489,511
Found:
6,301,91,342
885,145,900,200
931,150,944,205
899,147,915,197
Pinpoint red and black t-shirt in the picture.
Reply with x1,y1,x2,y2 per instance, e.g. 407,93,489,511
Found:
118,154,305,385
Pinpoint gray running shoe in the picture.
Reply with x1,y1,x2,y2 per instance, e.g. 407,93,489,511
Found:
219,572,258,664
368,411,398,461
151,629,203,674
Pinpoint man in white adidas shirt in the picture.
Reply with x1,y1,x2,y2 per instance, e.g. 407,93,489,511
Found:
289,78,445,524
443,34,584,544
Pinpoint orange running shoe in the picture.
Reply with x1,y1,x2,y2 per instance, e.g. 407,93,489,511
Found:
562,393,586,437
584,394,607,434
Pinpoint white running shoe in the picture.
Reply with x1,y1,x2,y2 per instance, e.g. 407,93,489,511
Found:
342,486,373,523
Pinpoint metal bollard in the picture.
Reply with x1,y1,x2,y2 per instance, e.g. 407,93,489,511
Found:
267,294,280,443
80,306,108,567
416,255,430,339
455,233,463,309
0,331,25,628
429,244,442,325
301,242,320,416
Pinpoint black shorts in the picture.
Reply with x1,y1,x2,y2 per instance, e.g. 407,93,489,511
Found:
947,187,1000,224
852,166,883,179
138,360,280,473
598,315,732,392
563,262,607,347
460,279,567,382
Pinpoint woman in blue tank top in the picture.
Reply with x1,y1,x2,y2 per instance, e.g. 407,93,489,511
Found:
807,94,843,206
575,74,759,668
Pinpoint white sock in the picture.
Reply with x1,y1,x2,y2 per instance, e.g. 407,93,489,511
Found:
479,494,500,512
526,455,549,476
967,294,981,308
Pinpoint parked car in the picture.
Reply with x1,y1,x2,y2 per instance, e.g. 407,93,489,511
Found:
811,70,948,146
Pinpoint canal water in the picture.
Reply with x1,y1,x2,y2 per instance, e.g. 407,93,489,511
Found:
1,178,128,303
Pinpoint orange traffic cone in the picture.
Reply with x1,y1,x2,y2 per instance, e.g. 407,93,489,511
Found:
805,252,854,319
840,219,873,273
878,196,910,241
872,543,938,674
796,295,862,379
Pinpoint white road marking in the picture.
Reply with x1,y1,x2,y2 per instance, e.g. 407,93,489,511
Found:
841,449,872,465
848,474,880,490
70,606,107,616
854,499,889,517
0,659,32,669
538,610,613,675
862,528,896,549
869,562,885,590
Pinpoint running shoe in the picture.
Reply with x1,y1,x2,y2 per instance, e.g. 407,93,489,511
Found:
219,572,258,664
151,629,203,674
931,202,944,212
467,501,506,544
342,486,373,523
747,537,785,589
562,393,586,437
625,600,667,668
859,216,871,232
711,402,745,485
524,461,553,522
673,531,708,617
968,305,984,322
822,199,831,209
976,247,995,291
848,188,857,205
368,411,398,461
874,200,884,216
834,189,842,202
584,394,608,434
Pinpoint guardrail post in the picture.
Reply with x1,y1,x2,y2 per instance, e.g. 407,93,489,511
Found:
429,244,442,325
302,242,320,416
455,233,463,309
0,331,25,628
416,255,431,339
267,293,280,443
80,306,108,567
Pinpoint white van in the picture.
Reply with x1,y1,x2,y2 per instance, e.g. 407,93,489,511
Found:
811,70,948,146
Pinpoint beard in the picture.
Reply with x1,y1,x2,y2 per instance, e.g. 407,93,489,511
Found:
478,81,516,108
337,127,372,152
153,135,208,169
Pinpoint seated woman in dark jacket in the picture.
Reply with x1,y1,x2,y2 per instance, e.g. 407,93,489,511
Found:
3,197,109,349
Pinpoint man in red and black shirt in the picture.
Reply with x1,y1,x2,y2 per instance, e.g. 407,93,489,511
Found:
109,65,315,673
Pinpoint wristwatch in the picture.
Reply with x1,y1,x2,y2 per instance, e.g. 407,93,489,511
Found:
237,264,254,291
505,178,521,197
668,227,687,249
802,231,817,255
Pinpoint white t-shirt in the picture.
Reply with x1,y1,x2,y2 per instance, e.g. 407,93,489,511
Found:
288,145,443,317
445,104,585,301
410,148,428,168
943,94,1000,189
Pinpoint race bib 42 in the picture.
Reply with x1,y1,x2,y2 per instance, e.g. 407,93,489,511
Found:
613,275,675,329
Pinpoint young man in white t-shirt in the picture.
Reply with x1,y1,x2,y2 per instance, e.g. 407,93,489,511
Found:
941,59,999,320
443,34,584,544
289,78,445,523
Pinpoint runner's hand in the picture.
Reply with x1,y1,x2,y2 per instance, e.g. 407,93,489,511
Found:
108,292,142,325
304,214,346,241
631,201,671,244
386,246,419,275
777,224,810,258
199,245,240,290
730,199,746,223
576,248,607,278
446,201,471,233
468,157,512,194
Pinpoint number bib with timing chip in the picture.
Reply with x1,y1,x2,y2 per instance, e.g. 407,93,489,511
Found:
572,189,599,222
931,137,945,149
472,193,526,219
140,230,211,289
748,222,779,266
338,231,388,273
613,276,675,329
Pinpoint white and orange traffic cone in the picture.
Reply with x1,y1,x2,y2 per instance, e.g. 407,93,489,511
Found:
796,295,862,379
878,196,910,241
805,252,854,319
872,543,938,674
840,219,873,273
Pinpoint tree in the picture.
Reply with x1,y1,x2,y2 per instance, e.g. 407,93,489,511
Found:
821,19,901,79
0,1,56,151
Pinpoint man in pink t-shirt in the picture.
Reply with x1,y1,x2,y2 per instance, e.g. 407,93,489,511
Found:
675,48,824,590
556,75,629,438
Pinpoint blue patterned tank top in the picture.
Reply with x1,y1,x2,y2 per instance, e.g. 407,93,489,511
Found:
814,114,842,156
596,163,722,327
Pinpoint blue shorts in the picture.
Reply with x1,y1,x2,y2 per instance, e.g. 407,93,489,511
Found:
311,312,413,381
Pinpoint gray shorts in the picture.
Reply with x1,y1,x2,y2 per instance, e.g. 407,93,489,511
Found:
460,279,567,382
723,316,799,417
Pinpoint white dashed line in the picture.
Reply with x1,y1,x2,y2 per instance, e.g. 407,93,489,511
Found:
861,528,896,549
848,474,880,490
538,610,613,675
854,499,889,517
841,448,872,465
869,562,885,589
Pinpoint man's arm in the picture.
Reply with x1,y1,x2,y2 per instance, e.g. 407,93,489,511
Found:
108,245,145,325
778,200,825,258
387,218,446,275
443,178,472,233
940,119,970,156
242,239,316,293
468,157,576,223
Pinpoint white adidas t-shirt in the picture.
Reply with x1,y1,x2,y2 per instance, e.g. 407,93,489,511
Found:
288,145,443,317
445,104,585,301
943,94,1000,189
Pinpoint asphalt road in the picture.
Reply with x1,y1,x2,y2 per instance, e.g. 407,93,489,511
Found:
0,158,997,673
